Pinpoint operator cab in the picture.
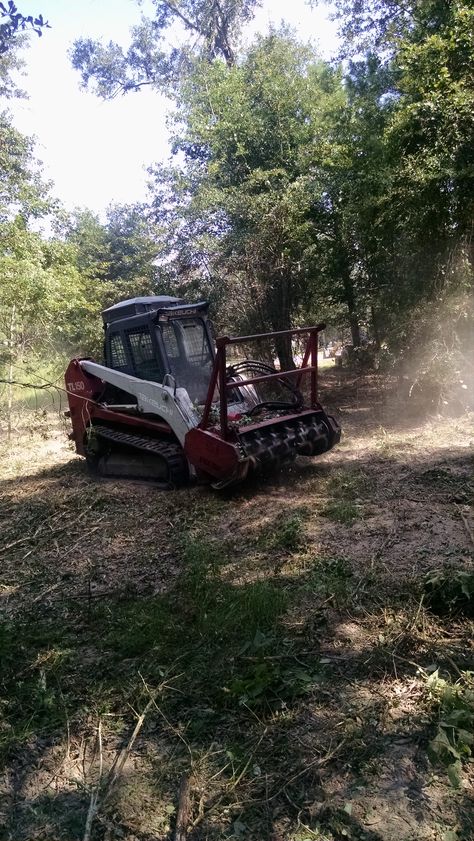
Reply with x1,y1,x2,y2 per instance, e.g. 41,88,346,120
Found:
102,296,215,404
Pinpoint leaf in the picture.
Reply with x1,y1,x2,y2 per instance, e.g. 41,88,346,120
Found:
456,728,474,747
344,802,353,815
429,728,461,760
426,669,440,689
447,760,462,788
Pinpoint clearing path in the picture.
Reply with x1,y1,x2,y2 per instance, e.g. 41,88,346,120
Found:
0,370,473,841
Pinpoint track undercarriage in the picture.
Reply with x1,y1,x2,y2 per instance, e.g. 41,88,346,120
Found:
85,425,189,487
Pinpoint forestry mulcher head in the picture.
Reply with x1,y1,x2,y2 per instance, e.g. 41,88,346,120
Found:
65,296,340,488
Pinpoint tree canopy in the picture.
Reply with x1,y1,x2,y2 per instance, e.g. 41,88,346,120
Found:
71,0,261,98
0,1,49,55
1,0,472,414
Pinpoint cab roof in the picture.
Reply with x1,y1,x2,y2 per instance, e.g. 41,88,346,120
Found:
102,296,185,325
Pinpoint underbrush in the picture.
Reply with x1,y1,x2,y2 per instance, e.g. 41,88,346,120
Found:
2,527,472,839
425,669,474,788
2,400,474,840
394,289,474,417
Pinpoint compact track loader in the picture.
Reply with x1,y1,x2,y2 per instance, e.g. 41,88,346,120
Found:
65,296,340,488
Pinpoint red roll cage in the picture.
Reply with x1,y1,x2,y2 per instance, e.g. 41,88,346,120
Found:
199,324,326,440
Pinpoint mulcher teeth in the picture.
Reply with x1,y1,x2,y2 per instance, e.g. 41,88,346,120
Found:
237,411,339,473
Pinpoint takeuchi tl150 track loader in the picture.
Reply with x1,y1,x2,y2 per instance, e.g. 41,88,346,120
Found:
65,296,341,488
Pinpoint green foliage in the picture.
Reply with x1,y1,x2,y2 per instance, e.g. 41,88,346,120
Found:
66,0,474,372
0,3,49,55
151,34,350,365
308,556,354,605
424,568,474,617
0,116,50,220
227,646,318,706
71,0,261,98
320,469,369,525
425,669,474,787
269,512,307,552
0,4,49,100
0,217,94,386
0,618,72,758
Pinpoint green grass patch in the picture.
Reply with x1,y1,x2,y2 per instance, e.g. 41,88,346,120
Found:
259,509,309,552
326,469,372,501
305,556,354,606
319,469,371,524
0,619,74,758
96,574,290,711
321,499,360,525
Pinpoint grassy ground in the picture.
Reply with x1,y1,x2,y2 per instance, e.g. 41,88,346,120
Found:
0,369,473,841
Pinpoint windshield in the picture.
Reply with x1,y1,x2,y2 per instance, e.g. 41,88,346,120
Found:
159,317,214,403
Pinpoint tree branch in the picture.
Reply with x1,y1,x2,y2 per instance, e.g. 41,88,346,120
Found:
159,0,202,35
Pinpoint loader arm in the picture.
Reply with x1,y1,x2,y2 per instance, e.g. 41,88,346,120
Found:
80,360,199,446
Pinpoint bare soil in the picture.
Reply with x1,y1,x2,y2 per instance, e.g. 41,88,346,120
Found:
0,369,473,841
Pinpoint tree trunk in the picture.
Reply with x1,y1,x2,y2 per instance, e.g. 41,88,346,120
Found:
349,311,361,348
268,273,296,370
274,332,295,371
7,304,16,442
341,271,361,347
332,212,361,348
371,306,381,350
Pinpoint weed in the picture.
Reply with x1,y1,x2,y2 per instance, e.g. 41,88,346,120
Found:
424,569,474,617
274,511,308,551
101,598,172,659
89,537,292,715
177,538,288,638
321,499,360,525
227,632,319,706
319,469,369,524
0,619,72,758
327,469,372,501
425,669,474,787
259,510,308,552
306,556,354,606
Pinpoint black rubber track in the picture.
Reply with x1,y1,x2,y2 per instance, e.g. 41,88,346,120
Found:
86,425,189,488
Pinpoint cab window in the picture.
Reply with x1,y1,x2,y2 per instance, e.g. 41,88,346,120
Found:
127,328,164,382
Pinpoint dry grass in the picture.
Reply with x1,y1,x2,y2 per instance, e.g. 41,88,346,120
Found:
0,370,473,841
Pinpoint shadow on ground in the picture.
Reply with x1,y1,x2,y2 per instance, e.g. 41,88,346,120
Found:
1,372,473,840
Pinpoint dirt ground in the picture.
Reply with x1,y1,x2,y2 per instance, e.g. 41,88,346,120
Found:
0,369,473,841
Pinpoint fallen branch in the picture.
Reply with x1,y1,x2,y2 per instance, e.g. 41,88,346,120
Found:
83,719,103,841
191,727,268,829
102,694,156,803
174,774,193,841
81,676,179,841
